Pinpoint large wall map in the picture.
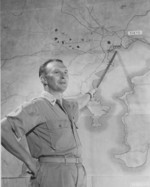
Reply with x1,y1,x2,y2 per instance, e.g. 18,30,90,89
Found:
1,0,150,186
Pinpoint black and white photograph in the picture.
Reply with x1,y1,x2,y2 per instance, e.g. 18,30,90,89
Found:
1,0,150,187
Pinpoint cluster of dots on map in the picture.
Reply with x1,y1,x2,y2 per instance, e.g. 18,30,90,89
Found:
53,28,86,50
52,28,119,52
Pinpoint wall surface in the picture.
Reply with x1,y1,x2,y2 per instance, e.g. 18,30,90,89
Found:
1,0,150,186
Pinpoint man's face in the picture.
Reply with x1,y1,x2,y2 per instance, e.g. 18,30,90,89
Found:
44,61,69,93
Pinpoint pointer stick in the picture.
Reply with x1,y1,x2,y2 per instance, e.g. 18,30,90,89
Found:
96,51,117,88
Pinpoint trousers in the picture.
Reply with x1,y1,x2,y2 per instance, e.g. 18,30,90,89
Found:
29,162,87,187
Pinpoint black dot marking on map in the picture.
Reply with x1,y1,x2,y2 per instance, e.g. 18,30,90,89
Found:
120,4,127,9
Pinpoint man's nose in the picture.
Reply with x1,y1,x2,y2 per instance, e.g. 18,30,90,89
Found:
61,72,68,79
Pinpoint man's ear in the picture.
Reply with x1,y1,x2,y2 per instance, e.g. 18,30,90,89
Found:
40,75,47,85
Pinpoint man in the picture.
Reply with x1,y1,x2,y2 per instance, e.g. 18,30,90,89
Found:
1,59,96,187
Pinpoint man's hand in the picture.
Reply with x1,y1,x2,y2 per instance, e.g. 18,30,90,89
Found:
86,88,97,100
87,88,102,103
77,88,98,110
26,159,40,178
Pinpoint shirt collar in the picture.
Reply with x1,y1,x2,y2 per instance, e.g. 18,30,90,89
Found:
41,91,62,106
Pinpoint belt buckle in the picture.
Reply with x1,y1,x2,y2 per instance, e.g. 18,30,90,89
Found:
64,156,80,164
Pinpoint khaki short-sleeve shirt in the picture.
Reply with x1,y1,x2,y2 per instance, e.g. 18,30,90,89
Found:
6,95,81,158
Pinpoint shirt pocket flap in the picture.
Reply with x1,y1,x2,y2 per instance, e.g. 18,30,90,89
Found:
47,119,70,129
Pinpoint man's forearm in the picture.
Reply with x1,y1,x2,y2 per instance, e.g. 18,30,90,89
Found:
77,93,91,110
77,89,97,110
1,118,36,173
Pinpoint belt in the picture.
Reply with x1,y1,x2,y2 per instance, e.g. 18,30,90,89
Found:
39,156,82,164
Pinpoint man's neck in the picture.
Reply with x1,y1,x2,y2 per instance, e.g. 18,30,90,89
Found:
44,88,62,100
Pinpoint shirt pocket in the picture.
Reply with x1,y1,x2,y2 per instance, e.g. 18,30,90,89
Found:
47,119,77,152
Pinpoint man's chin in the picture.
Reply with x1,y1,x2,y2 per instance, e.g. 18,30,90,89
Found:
57,86,67,93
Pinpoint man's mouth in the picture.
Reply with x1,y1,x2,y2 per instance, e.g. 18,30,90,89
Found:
60,82,67,85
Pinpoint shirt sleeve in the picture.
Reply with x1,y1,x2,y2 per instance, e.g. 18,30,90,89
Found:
6,100,44,139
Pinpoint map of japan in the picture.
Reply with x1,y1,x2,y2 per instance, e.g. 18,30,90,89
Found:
59,0,150,169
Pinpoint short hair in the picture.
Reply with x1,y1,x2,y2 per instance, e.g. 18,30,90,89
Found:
39,59,63,77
